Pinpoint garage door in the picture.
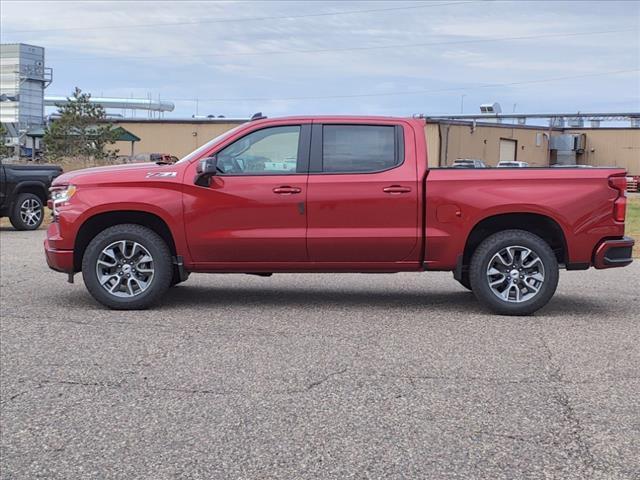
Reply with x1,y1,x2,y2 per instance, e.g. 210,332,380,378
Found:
499,139,517,162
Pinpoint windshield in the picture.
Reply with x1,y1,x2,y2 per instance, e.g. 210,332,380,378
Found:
175,123,247,164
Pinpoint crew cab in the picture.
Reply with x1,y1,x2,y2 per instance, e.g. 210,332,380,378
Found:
44,116,634,315
1,161,63,230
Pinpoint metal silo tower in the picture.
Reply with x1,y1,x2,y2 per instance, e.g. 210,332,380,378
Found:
0,43,52,157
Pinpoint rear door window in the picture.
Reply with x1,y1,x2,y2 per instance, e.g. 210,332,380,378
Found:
322,125,399,173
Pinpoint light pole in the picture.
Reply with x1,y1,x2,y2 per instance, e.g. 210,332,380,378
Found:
460,94,466,114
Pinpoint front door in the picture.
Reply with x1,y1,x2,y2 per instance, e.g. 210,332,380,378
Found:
183,124,310,264
306,123,419,263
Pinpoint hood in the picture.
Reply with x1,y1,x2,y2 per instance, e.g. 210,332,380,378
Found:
52,162,179,186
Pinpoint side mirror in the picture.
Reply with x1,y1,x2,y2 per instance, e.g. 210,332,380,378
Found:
194,156,218,186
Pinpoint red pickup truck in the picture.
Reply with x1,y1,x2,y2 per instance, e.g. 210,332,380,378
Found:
44,116,634,315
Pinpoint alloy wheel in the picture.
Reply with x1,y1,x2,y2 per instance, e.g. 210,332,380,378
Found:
95,240,155,298
486,245,545,303
20,199,42,227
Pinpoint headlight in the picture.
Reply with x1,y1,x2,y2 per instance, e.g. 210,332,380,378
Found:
50,185,77,218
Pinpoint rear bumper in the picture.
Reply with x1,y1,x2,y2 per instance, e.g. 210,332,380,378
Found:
44,236,74,273
593,236,635,269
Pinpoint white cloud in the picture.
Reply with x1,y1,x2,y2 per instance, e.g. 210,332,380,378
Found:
1,0,638,117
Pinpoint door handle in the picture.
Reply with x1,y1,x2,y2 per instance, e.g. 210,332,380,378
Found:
383,185,412,194
273,186,302,194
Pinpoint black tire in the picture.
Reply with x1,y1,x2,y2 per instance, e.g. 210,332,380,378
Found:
9,193,44,231
81,224,173,310
469,229,559,316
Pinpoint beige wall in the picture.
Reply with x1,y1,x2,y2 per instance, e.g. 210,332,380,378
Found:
110,120,639,175
112,121,245,158
426,122,639,174
424,123,440,168
435,123,552,167
565,129,640,175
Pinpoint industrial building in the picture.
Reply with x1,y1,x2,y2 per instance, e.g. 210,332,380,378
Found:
1,43,174,157
422,112,640,174
0,43,52,154
110,113,640,175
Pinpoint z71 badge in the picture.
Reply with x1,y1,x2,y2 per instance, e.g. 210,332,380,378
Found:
146,172,177,178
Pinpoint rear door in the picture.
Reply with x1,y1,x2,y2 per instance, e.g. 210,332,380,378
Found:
306,121,419,263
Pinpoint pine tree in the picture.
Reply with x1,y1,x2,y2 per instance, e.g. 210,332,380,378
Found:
44,87,119,165
0,123,11,158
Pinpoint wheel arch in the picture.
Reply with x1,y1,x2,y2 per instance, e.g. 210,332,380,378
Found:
73,210,177,272
462,212,568,268
14,182,48,204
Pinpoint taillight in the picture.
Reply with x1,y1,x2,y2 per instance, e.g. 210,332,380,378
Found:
609,176,627,222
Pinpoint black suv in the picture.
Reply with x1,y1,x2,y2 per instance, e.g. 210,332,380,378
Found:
0,161,63,230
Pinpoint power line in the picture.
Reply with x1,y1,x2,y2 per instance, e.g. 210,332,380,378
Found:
159,69,639,103
4,1,475,34
46,28,637,62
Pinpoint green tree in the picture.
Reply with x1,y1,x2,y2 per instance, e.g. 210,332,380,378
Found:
0,123,11,158
44,87,119,165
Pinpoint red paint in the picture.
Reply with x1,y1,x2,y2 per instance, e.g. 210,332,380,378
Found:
593,237,635,269
44,116,633,277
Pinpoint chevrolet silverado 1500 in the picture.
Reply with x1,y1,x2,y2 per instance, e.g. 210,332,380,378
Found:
44,116,633,315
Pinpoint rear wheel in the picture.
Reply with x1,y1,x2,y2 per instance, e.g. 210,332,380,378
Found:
82,224,173,309
10,193,43,231
469,230,559,316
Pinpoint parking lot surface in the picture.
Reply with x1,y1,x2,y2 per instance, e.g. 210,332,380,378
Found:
1,228,639,479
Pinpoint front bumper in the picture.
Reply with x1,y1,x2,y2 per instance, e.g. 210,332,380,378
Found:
44,236,74,273
593,236,635,269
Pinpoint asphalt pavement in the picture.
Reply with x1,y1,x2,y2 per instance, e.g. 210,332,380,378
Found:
1,228,639,479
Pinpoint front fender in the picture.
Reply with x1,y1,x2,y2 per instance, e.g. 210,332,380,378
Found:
52,184,188,261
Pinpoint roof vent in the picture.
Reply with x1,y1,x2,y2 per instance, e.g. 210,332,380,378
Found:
479,102,501,114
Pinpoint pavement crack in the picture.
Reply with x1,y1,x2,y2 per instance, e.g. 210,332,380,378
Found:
39,378,125,388
287,367,349,394
538,333,598,476
378,372,547,385
143,385,235,396
1,385,42,404
472,430,542,445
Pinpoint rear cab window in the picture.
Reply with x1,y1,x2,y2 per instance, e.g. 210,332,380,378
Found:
311,124,404,174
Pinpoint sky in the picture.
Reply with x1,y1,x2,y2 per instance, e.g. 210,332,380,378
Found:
1,0,639,119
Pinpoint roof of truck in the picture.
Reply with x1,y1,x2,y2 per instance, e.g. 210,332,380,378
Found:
249,115,424,123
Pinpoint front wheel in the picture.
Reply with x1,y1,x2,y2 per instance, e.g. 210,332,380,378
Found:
469,230,559,316
82,224,173,310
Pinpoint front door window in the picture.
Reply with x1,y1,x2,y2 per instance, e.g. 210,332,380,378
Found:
217,126,301,175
